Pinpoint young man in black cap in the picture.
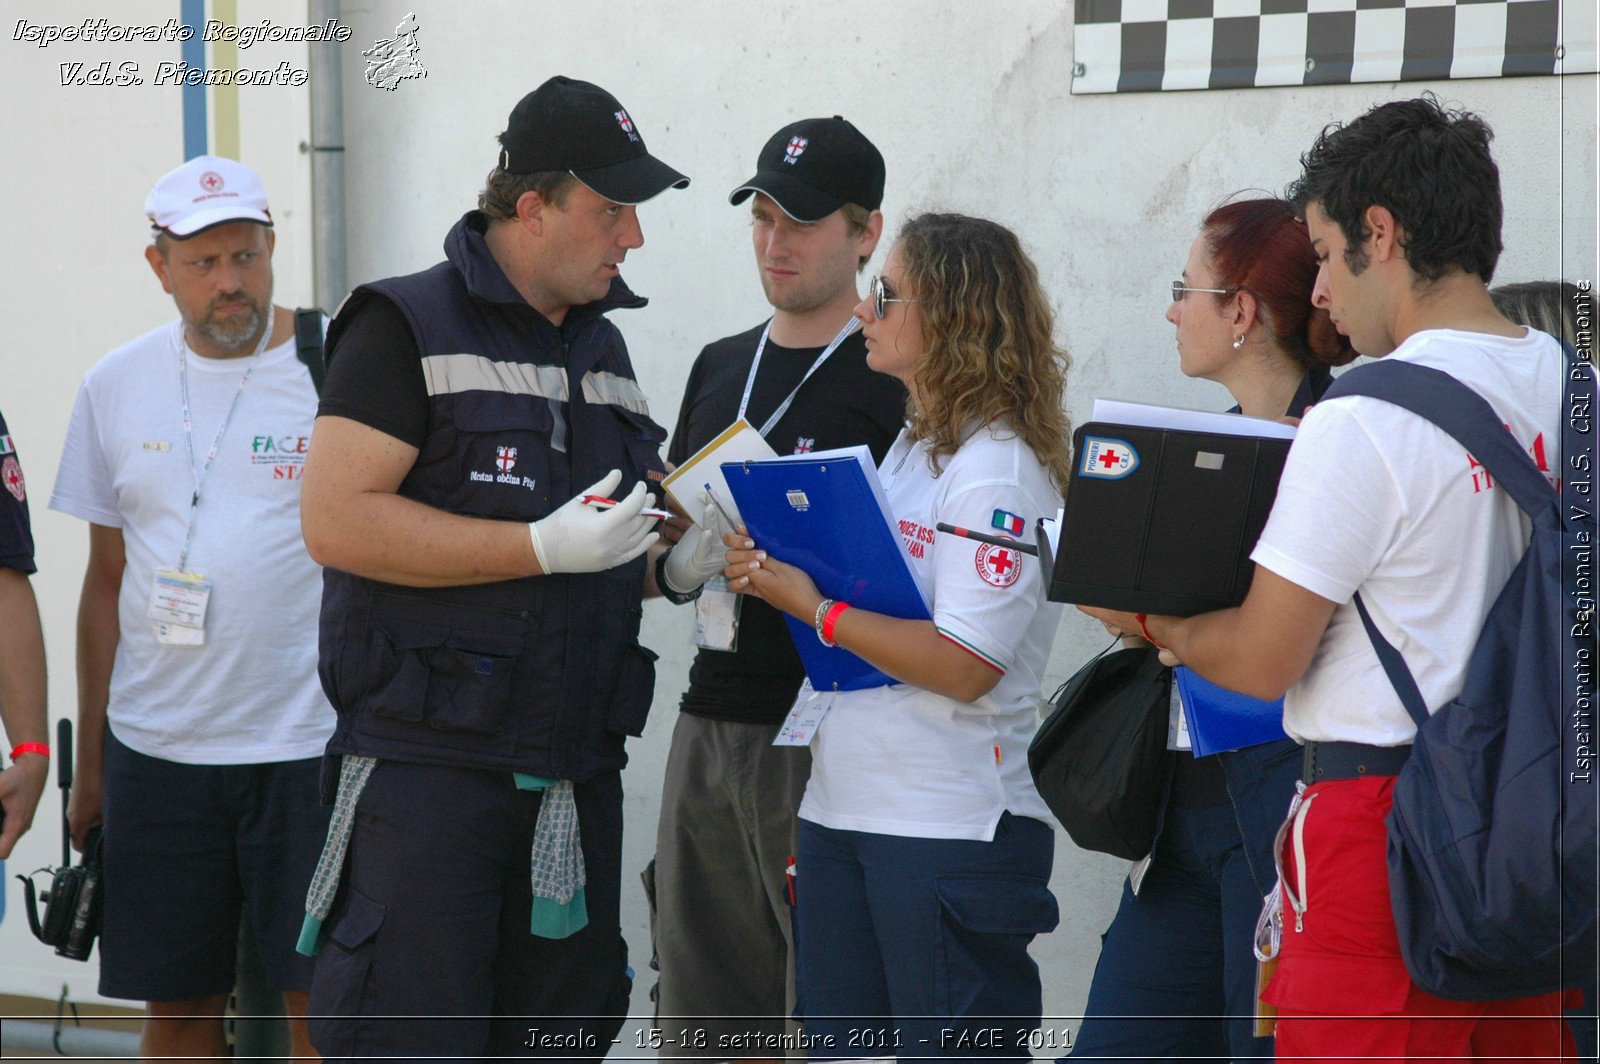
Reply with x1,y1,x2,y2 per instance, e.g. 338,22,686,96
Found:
649,116,905,1059
298,76,687,1059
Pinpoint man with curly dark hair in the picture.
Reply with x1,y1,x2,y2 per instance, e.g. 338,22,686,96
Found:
1083,95,1582,1060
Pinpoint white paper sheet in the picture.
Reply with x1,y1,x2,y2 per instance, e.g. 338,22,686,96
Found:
1090,399,1298,440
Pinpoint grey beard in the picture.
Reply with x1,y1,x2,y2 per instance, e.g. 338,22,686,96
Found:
195,304,266,352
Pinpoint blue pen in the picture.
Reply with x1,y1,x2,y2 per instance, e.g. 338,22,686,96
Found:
703,483,740,531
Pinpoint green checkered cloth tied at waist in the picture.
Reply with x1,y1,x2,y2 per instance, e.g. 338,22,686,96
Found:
296,755,587,955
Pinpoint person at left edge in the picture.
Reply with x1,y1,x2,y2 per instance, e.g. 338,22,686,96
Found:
49,156,332,1060
297,75,687,1061
0,405,49,861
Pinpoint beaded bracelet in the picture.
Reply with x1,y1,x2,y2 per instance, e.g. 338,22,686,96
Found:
812,599,836,643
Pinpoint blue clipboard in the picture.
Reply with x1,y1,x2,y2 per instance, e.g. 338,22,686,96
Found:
723,449,930,691
1174,665,1288,756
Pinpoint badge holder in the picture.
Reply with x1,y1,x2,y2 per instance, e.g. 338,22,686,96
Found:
1166,680,1192,751
148,569,211,647
693,576,742,652
772,685,838,747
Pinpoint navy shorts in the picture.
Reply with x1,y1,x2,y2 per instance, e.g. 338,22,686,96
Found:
99,729,330,1002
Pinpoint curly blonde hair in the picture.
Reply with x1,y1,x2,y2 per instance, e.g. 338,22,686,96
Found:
896,212,1074,493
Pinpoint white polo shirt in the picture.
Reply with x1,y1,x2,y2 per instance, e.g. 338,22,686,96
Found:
798,423,1063,841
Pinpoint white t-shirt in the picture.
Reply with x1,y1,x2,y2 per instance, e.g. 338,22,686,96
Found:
797,423,1063,841
51,320,333,764
1252,327,1569,746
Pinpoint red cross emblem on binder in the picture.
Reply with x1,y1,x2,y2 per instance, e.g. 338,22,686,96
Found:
976,542,1022,587
1081,436,1140,480
496,446,518,473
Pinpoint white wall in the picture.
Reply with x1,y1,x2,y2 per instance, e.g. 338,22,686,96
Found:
3,0,1596,1037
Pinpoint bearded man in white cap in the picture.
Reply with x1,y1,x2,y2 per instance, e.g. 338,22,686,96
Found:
50,155,331,1059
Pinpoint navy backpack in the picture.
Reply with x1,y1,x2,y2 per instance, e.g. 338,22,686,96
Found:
1320,353,1597,1001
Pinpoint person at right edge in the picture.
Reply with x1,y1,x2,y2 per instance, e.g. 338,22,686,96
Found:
1488,278,1598,1064
1068,196,1354,1061
295,76,687,1060
649,116,906,1059
1078,96,1580,1060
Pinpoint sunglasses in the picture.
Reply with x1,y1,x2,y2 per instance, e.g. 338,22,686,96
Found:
1171,280,1236,302
868,275,916,319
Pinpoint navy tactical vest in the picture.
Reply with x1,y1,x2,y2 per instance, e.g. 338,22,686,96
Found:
318,212,666,782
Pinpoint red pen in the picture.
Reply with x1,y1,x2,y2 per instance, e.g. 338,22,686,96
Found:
582,494,674,521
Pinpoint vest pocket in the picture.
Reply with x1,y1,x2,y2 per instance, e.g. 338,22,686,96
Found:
427,631,523,734
362,610,527,736
365,620,449,724
605,641,658,737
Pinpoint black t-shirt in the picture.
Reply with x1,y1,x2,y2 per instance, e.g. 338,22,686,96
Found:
317,295,431,445
0,405,36,574
669,323,907,723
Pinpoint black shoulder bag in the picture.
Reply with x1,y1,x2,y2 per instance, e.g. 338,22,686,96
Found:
1028,642,1173,861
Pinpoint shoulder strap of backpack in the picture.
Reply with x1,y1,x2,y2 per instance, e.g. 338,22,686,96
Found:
1351,592,1430,728
1320,357,1557,520
293,308,326,396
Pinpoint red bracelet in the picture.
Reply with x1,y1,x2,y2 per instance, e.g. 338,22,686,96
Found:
10,742,50,761
820,601,852,647
1135,614,1167,651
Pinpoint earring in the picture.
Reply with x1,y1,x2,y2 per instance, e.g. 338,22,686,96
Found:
1232,335,1245,349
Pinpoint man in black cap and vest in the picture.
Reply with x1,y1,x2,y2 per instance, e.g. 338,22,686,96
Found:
298,76,687,1059
649,116,905,1059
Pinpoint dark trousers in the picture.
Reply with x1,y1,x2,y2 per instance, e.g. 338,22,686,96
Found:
795,814,1057,1062
1071,798,1272,1061
307,762,630,1062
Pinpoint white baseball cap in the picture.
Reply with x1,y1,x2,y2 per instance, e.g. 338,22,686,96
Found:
144,155,273,238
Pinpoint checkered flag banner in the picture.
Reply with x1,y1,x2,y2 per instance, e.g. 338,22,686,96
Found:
1072,0,1597,93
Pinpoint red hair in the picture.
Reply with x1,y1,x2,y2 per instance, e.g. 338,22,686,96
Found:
1202,198,1356,369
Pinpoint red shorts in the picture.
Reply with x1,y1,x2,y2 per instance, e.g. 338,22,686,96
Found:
1261,775,1579,1062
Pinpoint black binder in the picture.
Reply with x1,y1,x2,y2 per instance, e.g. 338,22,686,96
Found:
1048,421,1291,615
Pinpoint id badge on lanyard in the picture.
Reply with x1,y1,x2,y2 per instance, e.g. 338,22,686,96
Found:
692,317,859,654
772,686,837,747
152,321,269,646
693,576,742,652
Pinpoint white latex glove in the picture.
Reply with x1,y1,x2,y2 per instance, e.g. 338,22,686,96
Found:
661,494,731,595
528,470,660,575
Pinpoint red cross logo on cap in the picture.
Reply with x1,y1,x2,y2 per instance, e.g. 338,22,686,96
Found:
975,542,1022,588
1098,447,1122,469
784,136,808,164
496,446,517,473
2,456,24,502
199,171,224,193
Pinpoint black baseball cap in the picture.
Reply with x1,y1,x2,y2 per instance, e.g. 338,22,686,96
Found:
729,116,885,223
497,76,689,205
